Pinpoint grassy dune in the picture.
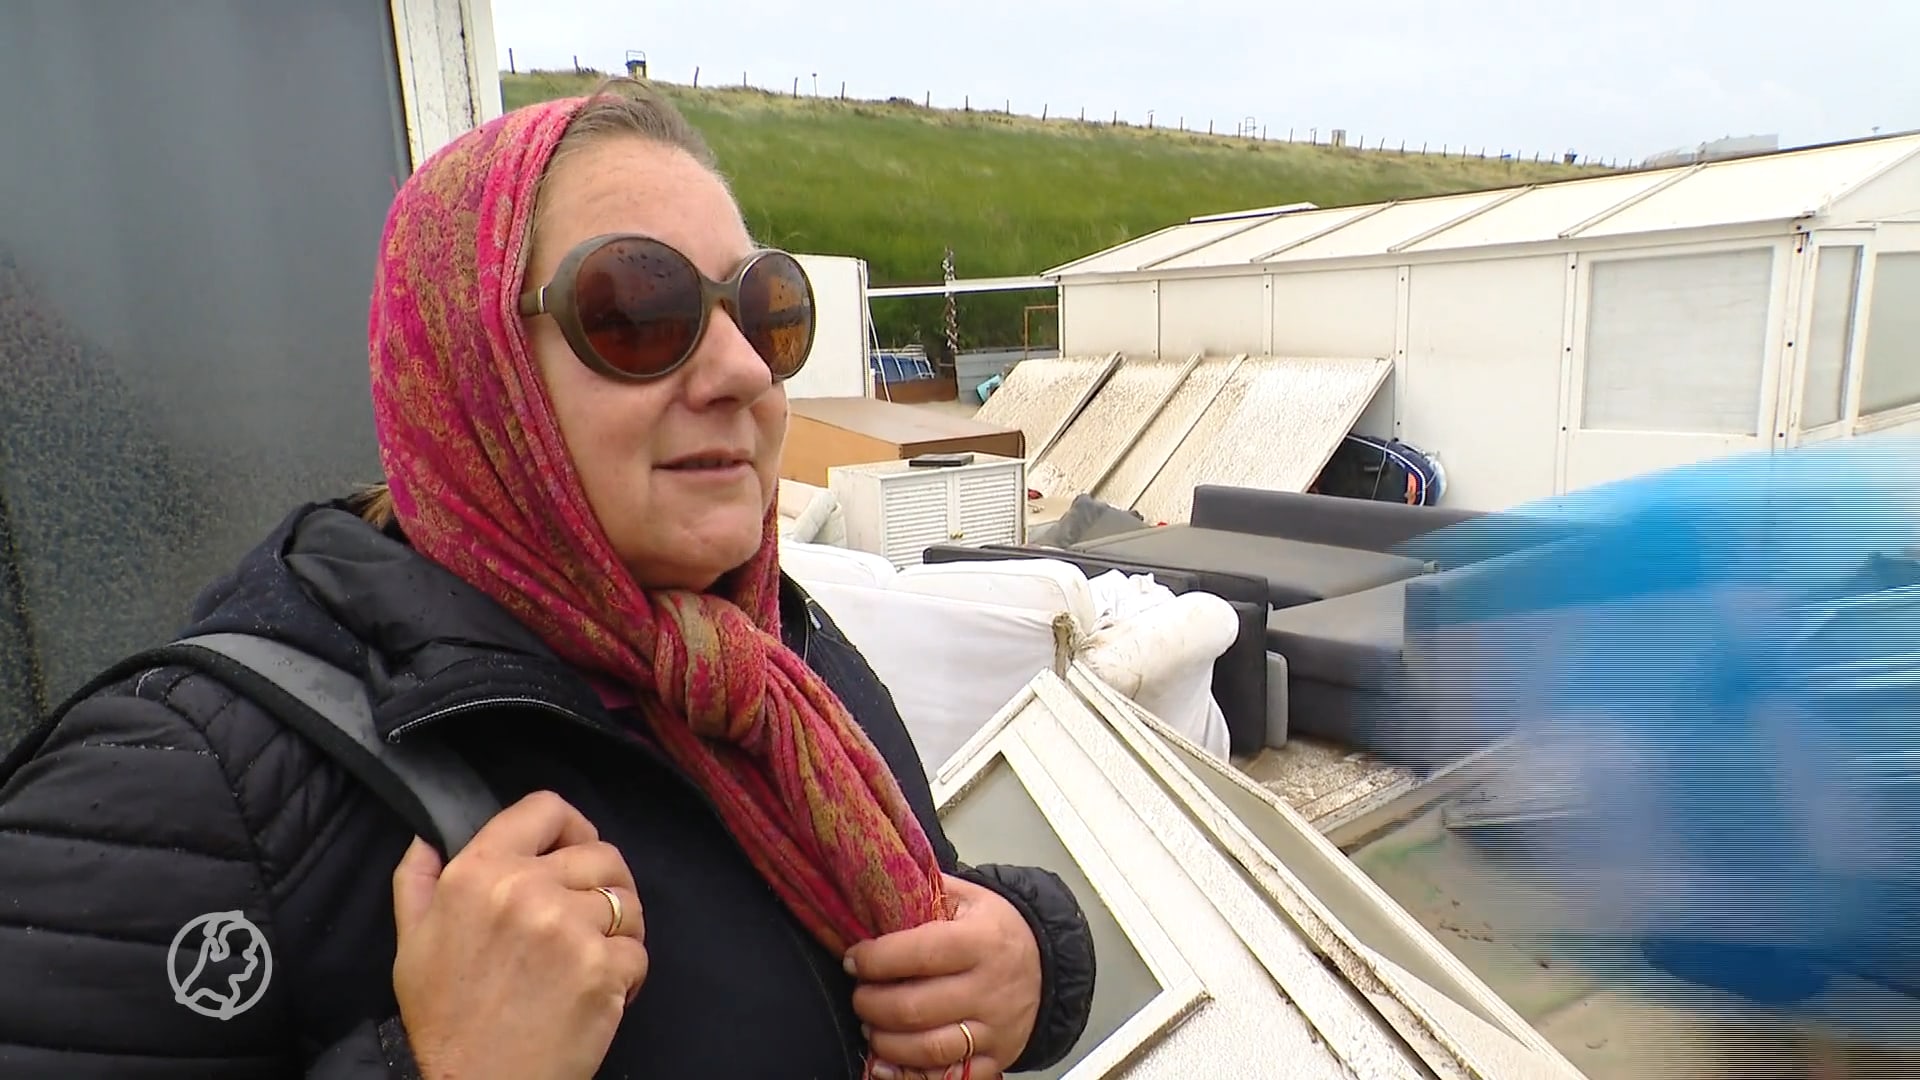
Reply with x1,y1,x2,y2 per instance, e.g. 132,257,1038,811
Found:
502,72,1607,348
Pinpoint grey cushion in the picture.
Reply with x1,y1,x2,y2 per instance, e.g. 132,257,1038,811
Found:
1047,493,1149,548
1190,485,1481,551
1265,580,1405,689
1079,525,1432,609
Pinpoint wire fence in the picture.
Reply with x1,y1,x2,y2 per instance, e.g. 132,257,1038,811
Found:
503,52,1645,171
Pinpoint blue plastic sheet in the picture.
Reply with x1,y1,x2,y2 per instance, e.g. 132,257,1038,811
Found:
1396,437,1920,1014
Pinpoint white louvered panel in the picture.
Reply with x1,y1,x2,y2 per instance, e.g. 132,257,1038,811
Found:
879,476,953,566
954,466,1023,547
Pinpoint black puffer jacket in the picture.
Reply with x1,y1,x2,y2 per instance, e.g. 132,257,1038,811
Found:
0,501,1096,1078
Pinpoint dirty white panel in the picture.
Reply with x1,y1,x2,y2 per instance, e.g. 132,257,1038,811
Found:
1269,192,1507,265
1272,268,1401,438
1094,356,1238,511
1133,356,1393,523
1830,152,1920,225
1859,252,1920,415
975,354,1117,453
1049,216,1279,276
785,254,871,400
1400,173,1670,254
1798,245,1865,431
1583,138,1920,239
936,674,1432,1080
1564,245,1787,493
1060,281,1158,356
1271,268,1399,357
1402,257,1566,510
1049,135,1920,283
1030,356,1196,499
390,0,491,164
1155,206,1373,270
456,0,504,124
1157,276,1265,356
1580,247,1775,435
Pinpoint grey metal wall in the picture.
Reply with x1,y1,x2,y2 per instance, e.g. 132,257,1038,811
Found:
0,1,413,750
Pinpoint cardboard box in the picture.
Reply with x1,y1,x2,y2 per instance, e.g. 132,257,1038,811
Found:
782,397,1026,486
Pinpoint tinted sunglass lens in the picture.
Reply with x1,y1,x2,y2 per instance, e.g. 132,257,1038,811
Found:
739,252,816,379
575,238,702,377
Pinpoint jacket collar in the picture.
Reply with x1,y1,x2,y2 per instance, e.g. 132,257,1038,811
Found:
181,500,810,743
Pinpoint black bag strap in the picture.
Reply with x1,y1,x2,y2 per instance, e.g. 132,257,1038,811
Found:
0,633,498,859
167,633,500,858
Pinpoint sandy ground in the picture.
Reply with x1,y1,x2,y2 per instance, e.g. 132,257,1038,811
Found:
1344,806,1920,1079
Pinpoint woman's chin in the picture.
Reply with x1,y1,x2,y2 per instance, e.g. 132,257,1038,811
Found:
618,513,768,592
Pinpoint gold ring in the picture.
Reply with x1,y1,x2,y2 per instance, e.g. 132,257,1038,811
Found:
956,1020,976,1063
595,886,623,937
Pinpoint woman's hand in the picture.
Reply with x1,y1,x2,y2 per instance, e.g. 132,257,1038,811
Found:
390,791,649,1080
846,874,1043,1080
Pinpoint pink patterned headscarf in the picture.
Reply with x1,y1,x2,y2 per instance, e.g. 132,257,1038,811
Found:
366,97,948,963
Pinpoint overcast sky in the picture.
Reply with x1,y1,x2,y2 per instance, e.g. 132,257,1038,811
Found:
488,0,1913,165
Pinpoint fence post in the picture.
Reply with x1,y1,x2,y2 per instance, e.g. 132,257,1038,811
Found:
692,66,700,88
840,81,846,99
507,47,516,74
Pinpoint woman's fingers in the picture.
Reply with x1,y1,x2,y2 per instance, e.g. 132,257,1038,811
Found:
853,971,972,1034
465,789,600,857
863,1012,989,1073
603,935,651,1005
542,839,639,893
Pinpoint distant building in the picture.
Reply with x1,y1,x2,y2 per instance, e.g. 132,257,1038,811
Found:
1640,134,1781,169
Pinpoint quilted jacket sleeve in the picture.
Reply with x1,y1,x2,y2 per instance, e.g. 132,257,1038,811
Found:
955,862,1097,1073
0,669,410,1079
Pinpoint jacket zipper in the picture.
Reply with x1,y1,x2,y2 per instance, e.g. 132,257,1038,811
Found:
382,620,863,1075
387,696,604,741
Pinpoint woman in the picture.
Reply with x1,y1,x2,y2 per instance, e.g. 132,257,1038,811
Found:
0,80,1095,1079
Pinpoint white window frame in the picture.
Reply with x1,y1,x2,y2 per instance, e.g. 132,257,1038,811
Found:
932,666,1583,1079
1853,240,1920,436
1568,238,1790,439
1785,230,1875,445
389,0,505,169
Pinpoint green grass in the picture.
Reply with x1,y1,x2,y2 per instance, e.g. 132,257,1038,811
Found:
503,72,1608,349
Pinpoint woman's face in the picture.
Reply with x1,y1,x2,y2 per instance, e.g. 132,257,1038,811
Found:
524,137,788,591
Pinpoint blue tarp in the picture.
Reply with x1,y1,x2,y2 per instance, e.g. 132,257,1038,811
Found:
1399,437,1920,1017
868,352,936,382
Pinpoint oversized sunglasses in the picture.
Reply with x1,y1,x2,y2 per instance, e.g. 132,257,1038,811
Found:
518,234,817,382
